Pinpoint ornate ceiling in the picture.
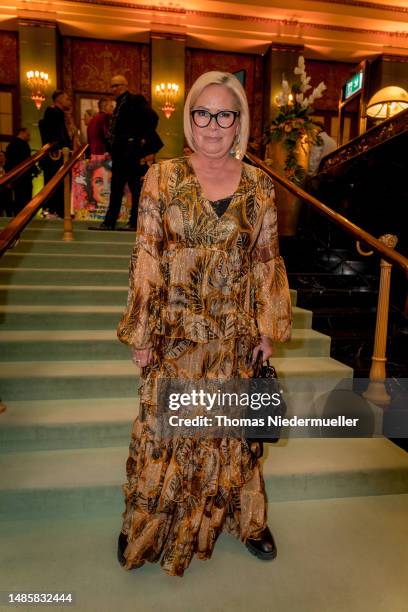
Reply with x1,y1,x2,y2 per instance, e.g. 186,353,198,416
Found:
1,0,407,61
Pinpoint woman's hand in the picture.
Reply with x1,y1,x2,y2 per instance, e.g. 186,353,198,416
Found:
132,347,153,368
252,335,273,364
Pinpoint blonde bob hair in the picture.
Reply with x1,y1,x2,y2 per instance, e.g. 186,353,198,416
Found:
184,71,250,160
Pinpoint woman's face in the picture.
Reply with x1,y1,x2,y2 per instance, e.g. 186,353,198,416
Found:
91,166,111,204
191,84,240,160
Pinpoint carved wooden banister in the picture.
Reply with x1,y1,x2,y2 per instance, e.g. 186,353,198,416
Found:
319,107,408,176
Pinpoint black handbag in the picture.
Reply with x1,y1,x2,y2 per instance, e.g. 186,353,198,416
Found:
248,351,287,446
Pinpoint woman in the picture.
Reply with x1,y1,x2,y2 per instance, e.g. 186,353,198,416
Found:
117,71,292,577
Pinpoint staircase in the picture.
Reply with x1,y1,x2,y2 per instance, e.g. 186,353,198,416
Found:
281,218,408,378
1,219,407,612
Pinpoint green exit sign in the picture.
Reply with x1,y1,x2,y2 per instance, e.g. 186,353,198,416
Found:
343,71,364,100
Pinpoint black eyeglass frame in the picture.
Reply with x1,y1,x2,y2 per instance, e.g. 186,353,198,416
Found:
191,109,240,128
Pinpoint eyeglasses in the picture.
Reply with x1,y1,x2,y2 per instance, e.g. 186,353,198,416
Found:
191,109,240,129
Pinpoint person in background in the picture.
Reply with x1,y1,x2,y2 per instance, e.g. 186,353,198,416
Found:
307,122,337,177
83,108,96,129
87,98,115,157
39,90,72,218
0,150,13,217
89,74,163,231
4,128,37,215
0,150,6,177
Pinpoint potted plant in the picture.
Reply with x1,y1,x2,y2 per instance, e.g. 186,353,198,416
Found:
264,56,326,235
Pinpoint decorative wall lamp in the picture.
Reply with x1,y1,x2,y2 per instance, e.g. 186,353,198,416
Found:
366,86,408,120
275,92,294,107
26,70,50,110
155,82,180,119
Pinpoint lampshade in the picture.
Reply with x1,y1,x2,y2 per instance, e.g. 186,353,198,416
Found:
366,86,408,119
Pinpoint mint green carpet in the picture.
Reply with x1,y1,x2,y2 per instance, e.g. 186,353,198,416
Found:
0,219,407,612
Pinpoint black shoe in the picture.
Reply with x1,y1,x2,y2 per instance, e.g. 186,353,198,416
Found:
117,532,128,567
88,222,115,231
246,526,277,560
119,224,136,231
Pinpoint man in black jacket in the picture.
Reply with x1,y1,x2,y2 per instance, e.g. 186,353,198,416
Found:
5,128,36,215
90,74,163,231
39,90,72,218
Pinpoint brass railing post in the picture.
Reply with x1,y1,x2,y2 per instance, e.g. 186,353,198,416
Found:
361,234,398,406
62,147,74,242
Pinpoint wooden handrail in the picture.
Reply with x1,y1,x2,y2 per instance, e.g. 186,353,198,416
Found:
0,144,88,257
246,151,408,277
0,143,54,187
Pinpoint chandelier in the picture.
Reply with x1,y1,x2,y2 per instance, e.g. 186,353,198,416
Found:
26,70,50,110
155,82,180,119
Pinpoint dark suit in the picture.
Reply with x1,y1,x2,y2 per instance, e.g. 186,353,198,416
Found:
39,106,72,217
4,137,33,215
104,92,163,228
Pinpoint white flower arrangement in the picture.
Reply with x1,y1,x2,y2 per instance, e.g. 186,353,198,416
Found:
276,56,327,111
264,56,327,185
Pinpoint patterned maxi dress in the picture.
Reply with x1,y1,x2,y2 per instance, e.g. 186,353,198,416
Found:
117,156,292,576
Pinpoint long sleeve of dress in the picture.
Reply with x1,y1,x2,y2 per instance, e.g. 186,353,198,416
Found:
252,178,292,343
117,164,163,349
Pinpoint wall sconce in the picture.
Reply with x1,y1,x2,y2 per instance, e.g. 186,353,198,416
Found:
155,82,180,119
26,70,50,110
366,86,408,120
275,92,294,108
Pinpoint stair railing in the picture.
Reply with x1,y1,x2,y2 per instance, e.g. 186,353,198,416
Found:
246,152,408,406
0,144,88,415
0,143,54,188
0,144,88,257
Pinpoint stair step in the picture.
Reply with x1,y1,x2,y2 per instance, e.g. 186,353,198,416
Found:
0,357,352,401
2,378,373,453
0,439,406,519
1,252,129,270
0,359,137,400
9,239,133,255
0,284,129,305
0,284,298,307
0,302,312,328
0,328,329,361
0,398,138,452
0,267,129,285
0,305,124,330
289,272,377,290
3,226,135,243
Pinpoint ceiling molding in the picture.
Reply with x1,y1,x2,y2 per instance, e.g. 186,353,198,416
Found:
187,9,408,39
310,0,408,15
62,0,408,40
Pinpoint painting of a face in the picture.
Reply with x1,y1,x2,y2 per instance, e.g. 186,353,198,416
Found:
91,166,112,205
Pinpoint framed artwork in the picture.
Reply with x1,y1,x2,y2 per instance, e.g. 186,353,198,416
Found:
76,95,100,143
